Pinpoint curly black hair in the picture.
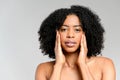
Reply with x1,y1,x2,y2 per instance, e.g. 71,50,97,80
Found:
38,5,105,59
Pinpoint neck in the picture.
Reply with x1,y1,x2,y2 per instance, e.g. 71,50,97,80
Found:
63,51,79,68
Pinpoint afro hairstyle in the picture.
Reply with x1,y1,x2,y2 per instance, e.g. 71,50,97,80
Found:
38,5,105,59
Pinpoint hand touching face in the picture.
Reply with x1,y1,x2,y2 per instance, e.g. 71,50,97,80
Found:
78,33,88,63
54,31,66,65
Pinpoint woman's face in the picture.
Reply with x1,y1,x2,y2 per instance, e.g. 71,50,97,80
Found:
59,14,83,54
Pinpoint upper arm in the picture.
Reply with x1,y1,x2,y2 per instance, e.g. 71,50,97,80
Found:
102,58,116,80
35,63,47,80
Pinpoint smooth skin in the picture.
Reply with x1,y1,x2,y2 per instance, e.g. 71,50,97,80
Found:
35,15,116,80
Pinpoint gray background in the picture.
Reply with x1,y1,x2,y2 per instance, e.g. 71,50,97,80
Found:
0,0,120,80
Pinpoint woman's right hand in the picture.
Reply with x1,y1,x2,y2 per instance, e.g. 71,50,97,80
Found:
54,31,66,65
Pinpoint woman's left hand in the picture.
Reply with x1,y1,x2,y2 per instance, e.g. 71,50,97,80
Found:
77,33,88,64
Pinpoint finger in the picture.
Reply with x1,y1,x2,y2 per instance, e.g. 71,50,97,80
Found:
82,34,88,55
80,34,87,52
56,31,58,47
55,30,61,51
83,34,87,49
57,31,60,47
55,30,59,54
80,34,84,51
55,31,57,48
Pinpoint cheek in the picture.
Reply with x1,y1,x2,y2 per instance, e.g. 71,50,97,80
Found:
59,33,65,42
76,34,82,44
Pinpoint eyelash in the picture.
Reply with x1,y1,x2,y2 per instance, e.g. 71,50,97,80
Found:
60,28,81,32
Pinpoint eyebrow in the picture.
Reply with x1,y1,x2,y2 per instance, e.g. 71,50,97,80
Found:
62,24,82,27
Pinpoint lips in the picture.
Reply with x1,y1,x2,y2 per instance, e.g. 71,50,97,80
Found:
65,41,76,47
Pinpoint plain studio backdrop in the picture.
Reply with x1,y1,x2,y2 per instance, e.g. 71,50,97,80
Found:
0,0,120,80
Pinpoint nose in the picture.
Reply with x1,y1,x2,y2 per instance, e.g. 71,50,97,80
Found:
66,29,74,38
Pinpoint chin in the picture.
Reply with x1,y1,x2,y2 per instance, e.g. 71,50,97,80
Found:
62,48,79,54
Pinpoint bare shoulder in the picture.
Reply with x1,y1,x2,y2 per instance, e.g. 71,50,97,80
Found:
36,60,55,74
93,56,115,68
94,56,114,65
89,56,115,69
35,61,55,80
94,56,116,79
37,60,55,69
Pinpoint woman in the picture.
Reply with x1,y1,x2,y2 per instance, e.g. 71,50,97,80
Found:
36,5,116,80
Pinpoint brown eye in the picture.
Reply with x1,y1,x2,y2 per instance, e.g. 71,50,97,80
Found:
75,29,81,32
60,28,67,32
60,25,68,32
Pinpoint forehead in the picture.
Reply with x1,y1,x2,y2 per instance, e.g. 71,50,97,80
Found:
61,14,82,28
63,14,81,25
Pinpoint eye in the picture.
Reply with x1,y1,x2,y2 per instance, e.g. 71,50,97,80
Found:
60,28,67,32
75,28,81,32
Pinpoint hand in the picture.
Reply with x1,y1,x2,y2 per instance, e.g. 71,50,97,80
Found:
77,33,88,64
54,31,66,65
